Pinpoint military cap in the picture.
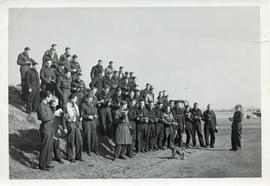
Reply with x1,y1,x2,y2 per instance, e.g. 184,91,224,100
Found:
163,90,166,92
146,83,150,86
125,71,129,75
65,47,70,51
24,47,30,51
119,66,123,69
113,70,118,74
132,76,137,79
109,61,114,64
72,55,78,59
129,72,134,75
150,85,154,89
51,44,57,47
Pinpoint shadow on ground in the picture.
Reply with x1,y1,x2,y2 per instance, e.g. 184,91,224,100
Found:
9,129,40,169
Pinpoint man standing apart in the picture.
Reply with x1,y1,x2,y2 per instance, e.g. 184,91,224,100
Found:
202,104,217,148
230,104,243,151
90,59,104,80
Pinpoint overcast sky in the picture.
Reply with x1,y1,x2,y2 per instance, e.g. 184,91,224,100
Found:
8,7,260,109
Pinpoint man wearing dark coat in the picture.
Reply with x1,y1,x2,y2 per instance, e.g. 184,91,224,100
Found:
230,104,243,151
56,70,72,109
40,60,56,95
90,59,104,80
17,47,35,100
80,95,99,156
89,72,103,96
42,44,58,67
146,101,157,151
154,102,164,150
37,91,54,171
184,105,194,148
191,103,206,147
25,61,40,114
173,102,186,147
202,104,217,148
127,99,137,156
59,47,71,63
135,100,149,152
71,73,86,106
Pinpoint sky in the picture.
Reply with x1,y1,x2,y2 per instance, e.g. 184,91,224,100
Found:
8,7,260,109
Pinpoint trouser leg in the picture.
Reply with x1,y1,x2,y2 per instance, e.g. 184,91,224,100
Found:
66,122,76,160
39,123,54,168
192,124,197,146
142,124,148,151
163,127,170,148
169,126,174,148
197,123,205,147
99,109,107,136
83,122,91,153
136,125,143,151
126,128,135,155
204,126,210,146
53,137,62,161
91,122,99,153
145,124,150,150
209,128,216,146
75,126,83,160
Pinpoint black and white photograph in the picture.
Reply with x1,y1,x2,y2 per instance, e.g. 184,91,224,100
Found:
1,0,270,184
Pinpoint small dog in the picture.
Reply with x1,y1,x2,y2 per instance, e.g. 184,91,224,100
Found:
171,147,185,160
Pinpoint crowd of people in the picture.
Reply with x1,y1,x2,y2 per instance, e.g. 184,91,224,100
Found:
16,44,244,171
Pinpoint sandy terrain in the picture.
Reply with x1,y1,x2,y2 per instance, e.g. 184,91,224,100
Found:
8,86,261,179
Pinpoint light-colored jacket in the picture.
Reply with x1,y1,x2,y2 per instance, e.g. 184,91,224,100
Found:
66,102,80,122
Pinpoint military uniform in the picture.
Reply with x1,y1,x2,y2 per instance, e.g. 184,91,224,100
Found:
111,93,124,136
135,106,149,152
191,108,205,147
147,106,157,151
37,102,55,169
184,109,193,147
127,104,137,155
17,52,32,100
103,76,113,89
56,75,72,109
162,111,175,149
25,68,40,113
90,64,104,80
40,66,56,95
80,100,99,154
154,106,164,149
97,91,113,137
173,106,185,147
105,66,114,76
202,110,217,147
231,110,243,150
42,49,58,67
65,102,83,161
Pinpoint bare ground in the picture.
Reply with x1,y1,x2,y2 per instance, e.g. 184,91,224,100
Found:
8,86,261,179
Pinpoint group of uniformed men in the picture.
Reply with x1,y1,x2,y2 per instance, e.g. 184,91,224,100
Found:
16,44,242,171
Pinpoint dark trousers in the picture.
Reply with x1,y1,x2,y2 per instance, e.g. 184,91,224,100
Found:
136,124,148,151
21,78,28,101
204,126,216,146
114,144,126,158
185,122,193,146
39,122,54,168
53,137,62,161
99,108,113,137
155,123,164,148
126,128,136,155
231,125,242,150
82,120,98,153
26,88,40,114
147,124,156,150
66,121,83,160
163,126,174,148
192,122,205,147
176,126,184,147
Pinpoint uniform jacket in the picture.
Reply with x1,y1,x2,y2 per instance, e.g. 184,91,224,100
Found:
97,91,111,108
184,110,193,123
66,102,80,122
80,102,98,126
38,102,55,122
90,64,104,79
40,66,56,85
56,76,72,97
90,77,103,95
25,68,40,90
105,66,114,75
111,94,123,110
103,76,113,89
154,106,164,123
70,60,81,73
148,106,157,124
162,111,175,127
136,106,149,124
191,108,203,124
17,52,32,78
173,107,185,126
232,111,243,129
42,49,58,65
202,110,217,129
